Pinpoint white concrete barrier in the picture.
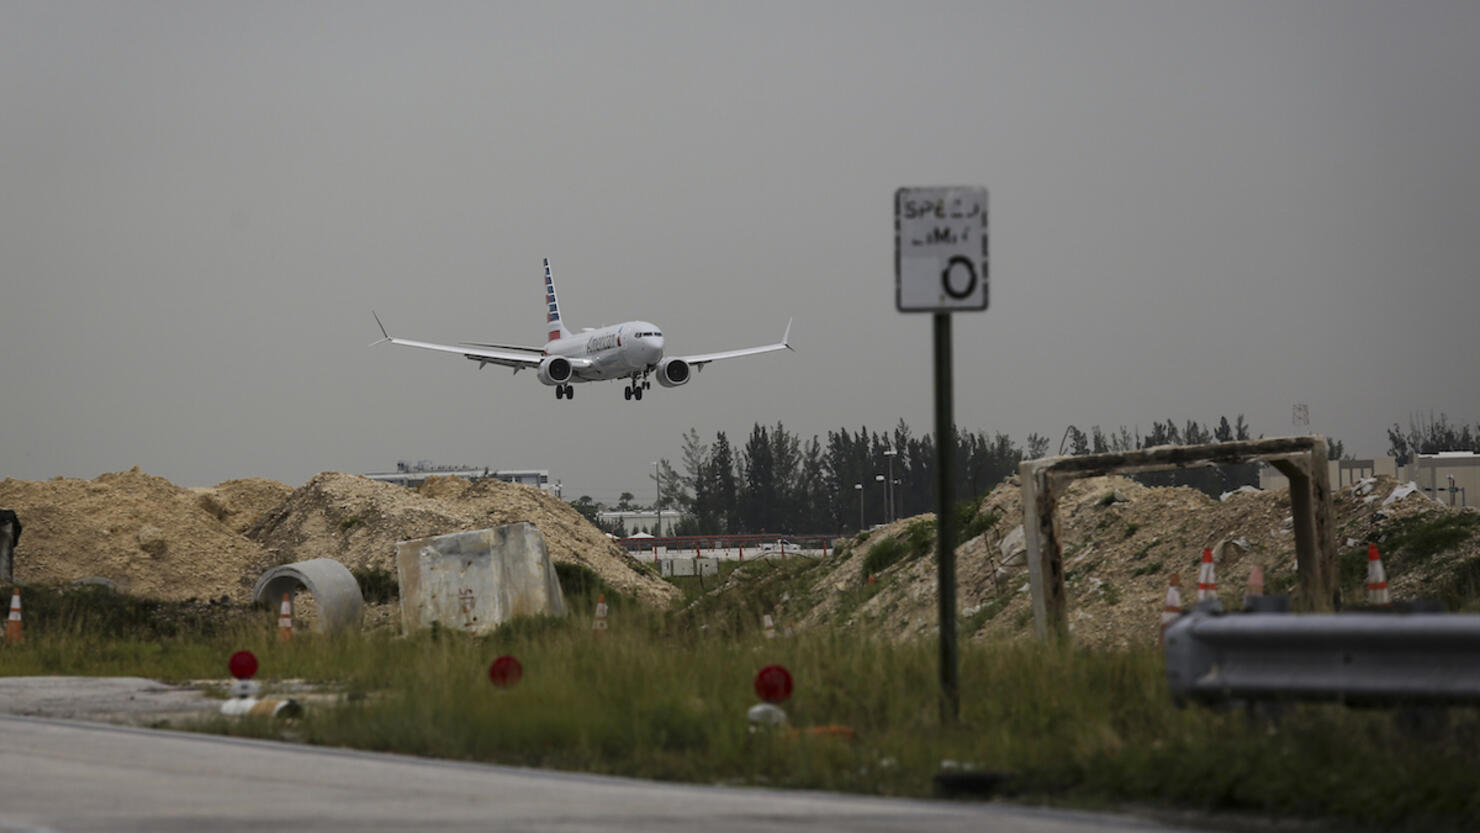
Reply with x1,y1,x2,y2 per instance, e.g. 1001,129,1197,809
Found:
395,522,567,635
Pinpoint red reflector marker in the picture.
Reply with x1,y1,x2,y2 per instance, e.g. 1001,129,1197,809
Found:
754,664,793,703
228,650,258,680
489,655,523,688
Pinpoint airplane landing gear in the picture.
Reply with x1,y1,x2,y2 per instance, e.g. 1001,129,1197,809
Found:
556,384,574,400
623,377,645,401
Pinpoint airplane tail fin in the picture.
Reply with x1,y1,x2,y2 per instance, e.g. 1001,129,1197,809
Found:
544,258,573,343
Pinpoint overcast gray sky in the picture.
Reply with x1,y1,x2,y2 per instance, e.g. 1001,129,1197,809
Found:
3,1,1477,504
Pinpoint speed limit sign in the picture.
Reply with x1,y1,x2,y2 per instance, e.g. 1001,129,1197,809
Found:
895,187,988,312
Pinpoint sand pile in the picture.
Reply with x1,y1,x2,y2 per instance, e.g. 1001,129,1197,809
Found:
0,467,271,602
246,473,676,606
192,478,295,535
789,474,1478,649
1,469,677,609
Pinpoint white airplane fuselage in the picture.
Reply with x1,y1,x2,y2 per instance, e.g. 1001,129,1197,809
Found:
547,321,664,382
371,258,789,402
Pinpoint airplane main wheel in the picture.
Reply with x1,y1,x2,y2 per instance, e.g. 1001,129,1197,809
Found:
565,385,574,399
634,387,643,401
624,387,632,401
555,385,564,400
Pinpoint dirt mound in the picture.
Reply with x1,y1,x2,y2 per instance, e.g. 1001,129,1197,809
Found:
247,472,676,607
782,474,1480,649
2,468,676,611
192,478,295,535
0,467,271,602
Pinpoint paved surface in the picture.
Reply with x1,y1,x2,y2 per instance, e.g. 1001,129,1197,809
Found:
0,713,1213,833
0,676,219,725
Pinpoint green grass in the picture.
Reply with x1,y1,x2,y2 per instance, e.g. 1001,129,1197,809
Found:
860,519,935,581
7,584,1480,829
1382,512,1480,562
1130,560,1164,578
352,567,399,604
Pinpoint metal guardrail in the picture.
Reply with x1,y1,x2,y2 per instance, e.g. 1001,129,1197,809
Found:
1164,607,1480,705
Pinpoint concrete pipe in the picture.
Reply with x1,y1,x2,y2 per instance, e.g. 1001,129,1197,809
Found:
251,558,363,635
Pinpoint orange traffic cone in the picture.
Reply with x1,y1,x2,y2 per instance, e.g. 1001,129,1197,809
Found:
592,594,609,635
1159,574,1182,645
1366,543,1391,606
1244,564,1265,609
6,588,21,645
1196,547,1216,602
868,573,876,584
276,593,293,643
762,613,777,640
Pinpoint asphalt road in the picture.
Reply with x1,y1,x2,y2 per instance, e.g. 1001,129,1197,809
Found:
0,678,1213,833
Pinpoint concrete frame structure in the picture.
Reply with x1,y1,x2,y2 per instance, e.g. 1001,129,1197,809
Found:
1019,436,1336,639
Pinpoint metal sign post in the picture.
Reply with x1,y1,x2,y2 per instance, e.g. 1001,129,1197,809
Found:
895,186,988,724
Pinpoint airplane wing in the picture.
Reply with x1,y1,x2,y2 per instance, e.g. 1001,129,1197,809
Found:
458,340,546,353
370,313,585,372
675,319,793,369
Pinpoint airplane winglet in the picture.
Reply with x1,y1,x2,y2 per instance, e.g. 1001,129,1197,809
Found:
369,311,392,346
782,317,794,351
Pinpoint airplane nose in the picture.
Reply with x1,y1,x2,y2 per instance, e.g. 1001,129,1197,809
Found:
648,337,663,361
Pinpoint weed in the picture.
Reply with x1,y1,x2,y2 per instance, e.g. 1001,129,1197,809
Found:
960,597,1009,636
1123,522,1140,540
1096,491,1119,507
1130,560,1164,578
1382,513,1480,562
1130,543,1153,561
1100,583,1122,606
861,537,908,578
352,567,398,604
553,562,638,613
956,501,1000,543
1337,548,1369,595
859,520,935,581
338,516,361,531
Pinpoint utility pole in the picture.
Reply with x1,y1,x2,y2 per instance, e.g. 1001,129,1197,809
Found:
883,448,897,523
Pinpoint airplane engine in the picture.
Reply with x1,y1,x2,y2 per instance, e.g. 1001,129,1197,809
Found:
536,356,573,386
656,357,690,387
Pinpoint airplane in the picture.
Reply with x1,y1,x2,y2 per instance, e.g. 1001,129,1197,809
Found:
371,259,792,401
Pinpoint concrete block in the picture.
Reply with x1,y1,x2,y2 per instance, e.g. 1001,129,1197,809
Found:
396,523,567,635
697,557,719,577
670,557,696,577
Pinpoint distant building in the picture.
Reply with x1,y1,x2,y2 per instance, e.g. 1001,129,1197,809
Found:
596,509,682,536
365,461,560,496
1259,452,1478,507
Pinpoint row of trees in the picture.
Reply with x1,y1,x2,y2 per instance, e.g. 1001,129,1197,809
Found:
1387,413,1480,466
1058,416,1262,494
615,414,1271,536
650,422,1041,536
570,412,1440,535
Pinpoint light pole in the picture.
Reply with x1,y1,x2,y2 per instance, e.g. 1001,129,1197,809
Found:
652,461,661,535
883,448,897,523
854,482,864,531
875,474,887,525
